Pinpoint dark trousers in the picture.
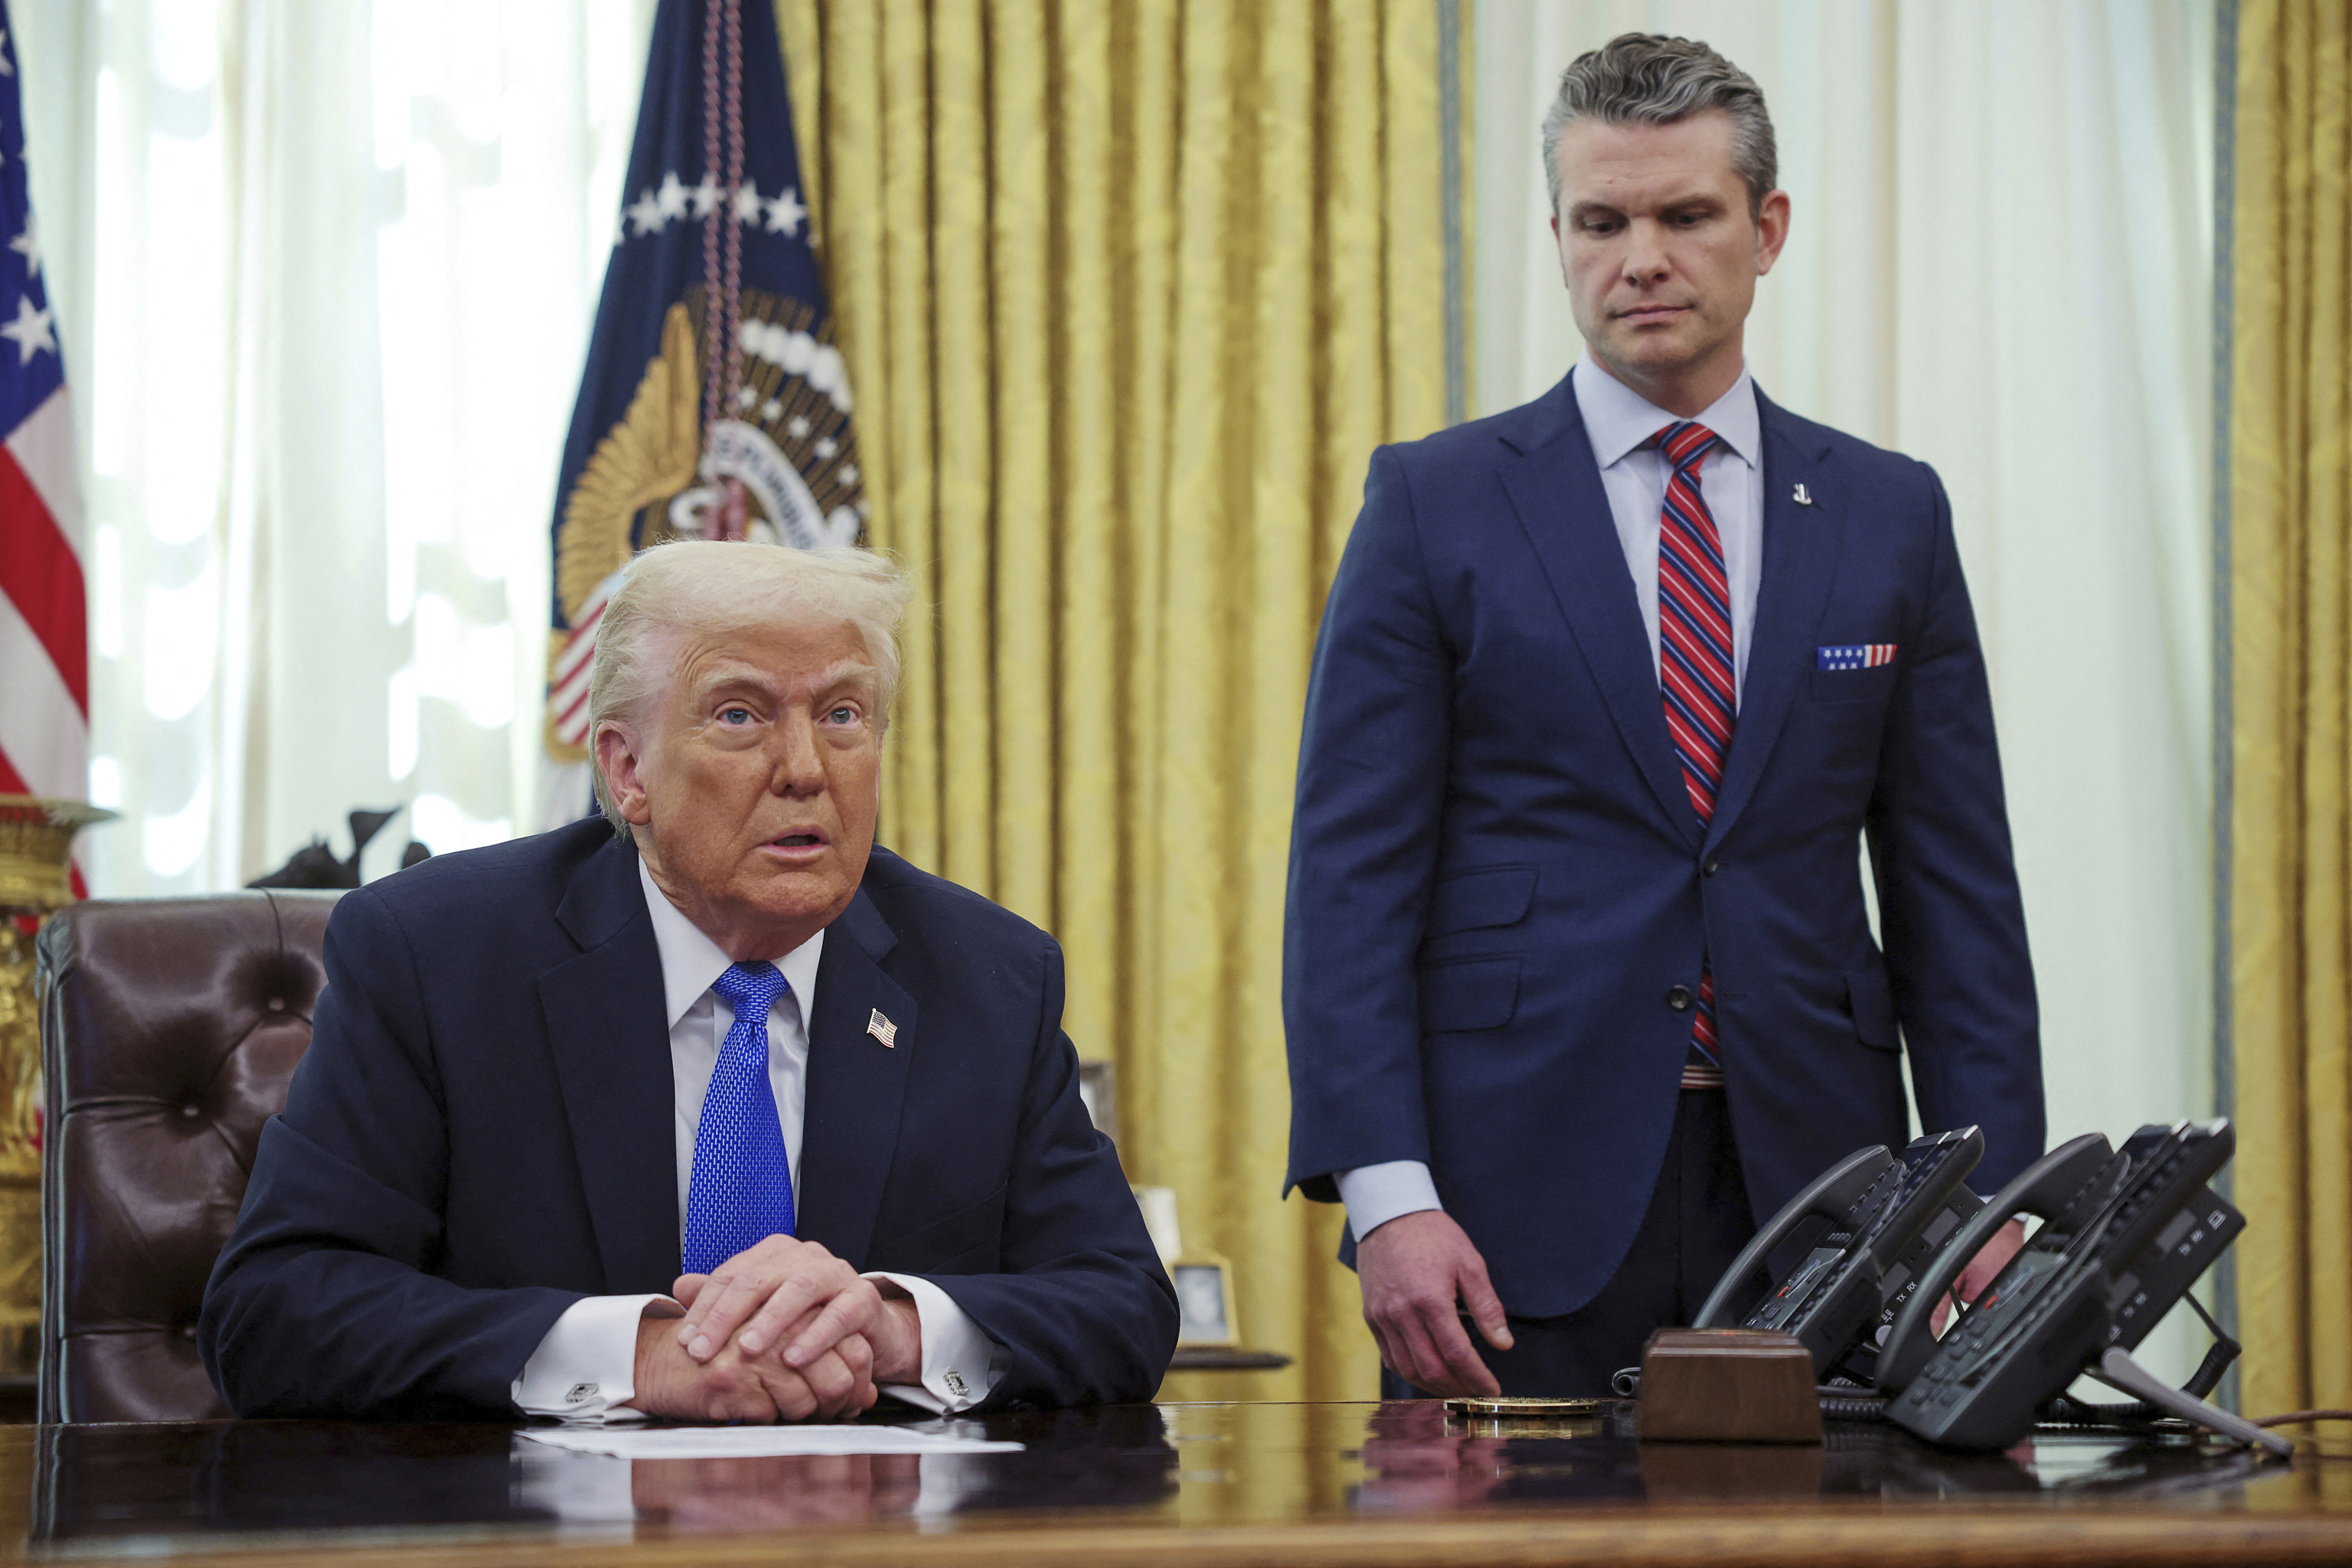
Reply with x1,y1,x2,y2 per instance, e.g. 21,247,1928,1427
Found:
1381,1089,1758,1400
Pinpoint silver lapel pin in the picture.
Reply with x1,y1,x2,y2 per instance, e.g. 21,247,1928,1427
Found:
1792,483,1815,506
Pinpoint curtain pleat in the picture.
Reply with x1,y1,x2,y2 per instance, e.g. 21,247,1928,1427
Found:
2229,0,2352,1427
779,0,1455,1402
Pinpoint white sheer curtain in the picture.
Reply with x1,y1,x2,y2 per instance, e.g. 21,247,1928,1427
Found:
1475,2,2214,1374
14,0,656,893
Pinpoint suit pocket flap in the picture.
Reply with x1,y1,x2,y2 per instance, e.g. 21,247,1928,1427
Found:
1419,957,1520,1033
1427,865,1537,936
1810,662,1900,704
1844,966,1899,1050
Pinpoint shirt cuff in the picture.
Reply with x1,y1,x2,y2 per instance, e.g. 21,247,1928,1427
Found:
865,1272,1006,1413
1336,1160,1444,1243
511,1293,681,1423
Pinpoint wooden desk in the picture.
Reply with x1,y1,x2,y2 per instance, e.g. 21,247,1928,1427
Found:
2,1401,2346,1567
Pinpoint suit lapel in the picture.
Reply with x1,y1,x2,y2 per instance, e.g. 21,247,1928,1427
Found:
540,838,681,1292
1497,374,1698,844
795,887,916,1271
1707,395,1844,850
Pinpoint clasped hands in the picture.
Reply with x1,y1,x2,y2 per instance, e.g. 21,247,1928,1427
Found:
629,1236,924,1423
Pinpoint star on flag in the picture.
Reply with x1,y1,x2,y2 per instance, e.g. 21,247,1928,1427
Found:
0,296,54,364
764,187,805,236
615,173,810,245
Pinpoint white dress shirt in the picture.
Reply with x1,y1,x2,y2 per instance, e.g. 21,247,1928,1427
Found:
1334,352,1766,1245
511,858,1007,1419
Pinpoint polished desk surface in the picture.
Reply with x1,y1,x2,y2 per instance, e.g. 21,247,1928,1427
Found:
0,1401,2347,1567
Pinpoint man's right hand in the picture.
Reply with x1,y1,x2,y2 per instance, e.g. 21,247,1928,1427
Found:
627,1308,877,1423
1355,1210,1514,1398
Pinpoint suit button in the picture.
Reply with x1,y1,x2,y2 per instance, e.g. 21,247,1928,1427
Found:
1666,985,1694,1011
1704,858,1723,877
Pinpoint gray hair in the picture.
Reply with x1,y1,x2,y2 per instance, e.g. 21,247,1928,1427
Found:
586,540,915,834
1540,34,1777,217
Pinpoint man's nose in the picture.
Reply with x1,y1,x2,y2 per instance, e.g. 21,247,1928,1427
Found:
768,714,825,794
1622,219,1671,283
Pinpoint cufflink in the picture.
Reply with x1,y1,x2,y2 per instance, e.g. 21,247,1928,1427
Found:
565,1382,599,1404
942,1370,969,1398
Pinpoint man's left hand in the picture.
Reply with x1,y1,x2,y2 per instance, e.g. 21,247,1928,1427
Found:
674,1236,923,1386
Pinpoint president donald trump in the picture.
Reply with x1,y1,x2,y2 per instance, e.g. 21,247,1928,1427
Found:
201,541,1177,1421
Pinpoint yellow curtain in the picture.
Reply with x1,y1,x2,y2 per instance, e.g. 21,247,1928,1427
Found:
774,0,1465,1403
2229,0,2352,1427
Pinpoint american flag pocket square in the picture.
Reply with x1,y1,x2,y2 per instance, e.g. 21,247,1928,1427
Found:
1818,644,1896,671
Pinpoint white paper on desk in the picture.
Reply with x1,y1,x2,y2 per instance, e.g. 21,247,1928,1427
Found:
519,1425,1024,1461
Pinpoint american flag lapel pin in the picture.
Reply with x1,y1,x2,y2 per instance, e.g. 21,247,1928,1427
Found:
867,1008,898,1047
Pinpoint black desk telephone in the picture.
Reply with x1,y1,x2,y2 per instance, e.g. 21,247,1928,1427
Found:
1693,1126,1984,1382
1873,1119,2287,1455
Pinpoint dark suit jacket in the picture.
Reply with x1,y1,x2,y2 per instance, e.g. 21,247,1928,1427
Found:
200,819,1177,1418
1283,371,2043,1318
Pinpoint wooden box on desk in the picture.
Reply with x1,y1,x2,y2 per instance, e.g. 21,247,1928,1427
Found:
1636,1327,1822,1443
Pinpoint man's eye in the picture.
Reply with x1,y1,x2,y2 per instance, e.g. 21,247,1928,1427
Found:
826,706,860,725
719,707,753,725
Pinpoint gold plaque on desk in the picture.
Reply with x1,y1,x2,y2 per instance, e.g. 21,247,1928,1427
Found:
1445,1396,1610,1416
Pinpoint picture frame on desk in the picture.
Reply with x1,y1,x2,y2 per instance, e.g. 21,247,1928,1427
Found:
1172,1256,1238,1348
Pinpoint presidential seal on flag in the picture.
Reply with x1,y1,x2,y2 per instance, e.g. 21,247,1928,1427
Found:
541,0,864,805
547,287,865,766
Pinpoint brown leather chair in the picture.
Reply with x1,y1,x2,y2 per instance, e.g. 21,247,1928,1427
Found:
34,891,339,1422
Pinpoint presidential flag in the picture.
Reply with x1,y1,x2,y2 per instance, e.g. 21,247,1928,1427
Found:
541,0,864,826
0,3,87,817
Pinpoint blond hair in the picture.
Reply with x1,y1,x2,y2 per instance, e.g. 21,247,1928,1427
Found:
586,541,913,832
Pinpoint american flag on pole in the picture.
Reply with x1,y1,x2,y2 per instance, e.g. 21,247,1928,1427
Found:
540,0,863,828
0,3,87,820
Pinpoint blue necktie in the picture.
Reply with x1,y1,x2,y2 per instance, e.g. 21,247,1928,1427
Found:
681,962,797,1275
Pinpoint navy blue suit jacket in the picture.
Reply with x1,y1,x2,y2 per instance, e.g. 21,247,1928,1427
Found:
1283,372,2043,1318
201,819,1177,1418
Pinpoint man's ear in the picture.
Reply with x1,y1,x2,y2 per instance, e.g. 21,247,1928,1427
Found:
593,720,655,826
1753,188,1792,277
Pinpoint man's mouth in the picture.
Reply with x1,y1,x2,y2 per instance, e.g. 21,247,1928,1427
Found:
1615,302,1687,323
771,832,825,848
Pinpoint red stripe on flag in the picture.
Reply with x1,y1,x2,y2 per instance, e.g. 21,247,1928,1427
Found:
0,449,88,713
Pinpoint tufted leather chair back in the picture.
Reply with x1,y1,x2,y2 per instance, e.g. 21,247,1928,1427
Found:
34,891,339,1422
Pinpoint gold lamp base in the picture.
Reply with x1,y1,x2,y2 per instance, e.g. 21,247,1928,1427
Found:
0,795,116,1378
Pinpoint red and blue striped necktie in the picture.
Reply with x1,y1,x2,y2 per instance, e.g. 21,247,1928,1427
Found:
1655,420,1730,1076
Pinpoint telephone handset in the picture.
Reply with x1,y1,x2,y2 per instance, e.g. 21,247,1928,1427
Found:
1693,1126,1984,1380
1873,1131,2113,1396
1877,1120,2286,1455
